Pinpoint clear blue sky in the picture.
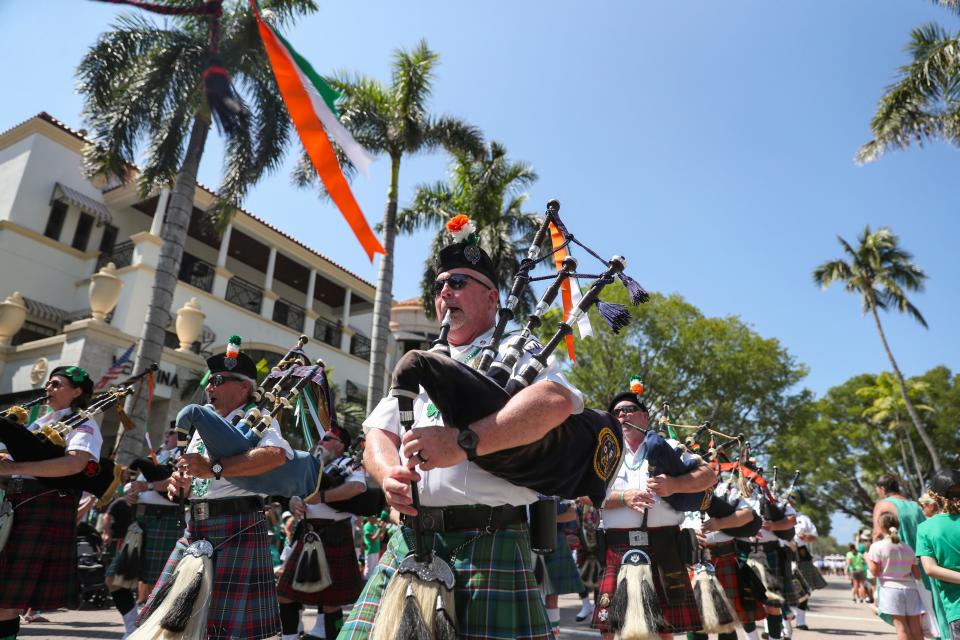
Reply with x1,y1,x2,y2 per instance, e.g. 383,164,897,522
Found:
2,1,957,540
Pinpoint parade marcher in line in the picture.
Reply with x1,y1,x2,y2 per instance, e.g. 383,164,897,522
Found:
534,498,587,636
574,501,602,622
684,477,767,640
134,347,293,640
105,466,180,637
339,225,585,640
740,478,798,640
916,469,960,640
593,388,717,639
0,366,102,640
868,511,924,640
791,494,827,631
279,428,366,640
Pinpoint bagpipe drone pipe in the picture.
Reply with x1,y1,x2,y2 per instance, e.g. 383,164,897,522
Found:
176,337,350,499
0,365,158,497
390,200,648,506
320,442,386,517
757,466,800,541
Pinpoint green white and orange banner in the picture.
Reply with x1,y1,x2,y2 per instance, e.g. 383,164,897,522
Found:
250,0,384,260
549,222,593,361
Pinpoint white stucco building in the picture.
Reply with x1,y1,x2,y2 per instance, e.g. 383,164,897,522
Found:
0,112,386,450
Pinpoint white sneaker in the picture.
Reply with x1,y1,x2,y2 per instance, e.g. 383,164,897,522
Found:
575,601,594,622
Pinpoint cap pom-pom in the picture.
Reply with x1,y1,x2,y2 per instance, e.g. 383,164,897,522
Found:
446,214,476,243
226,335,242,359
630,376,644,395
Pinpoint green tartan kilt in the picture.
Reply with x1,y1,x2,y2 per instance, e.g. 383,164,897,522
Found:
106,507,184,584
338,522,552,640
534,529,586,596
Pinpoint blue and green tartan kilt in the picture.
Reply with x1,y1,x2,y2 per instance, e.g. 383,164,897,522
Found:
137,510,280,640
535,528,586,596
338,522,552,640
106,506,184,584
796,547,828,590
752,543,802,607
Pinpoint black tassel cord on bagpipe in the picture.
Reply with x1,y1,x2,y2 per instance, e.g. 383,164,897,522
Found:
0,364,159,497
390,199,650,506
90,0,246,134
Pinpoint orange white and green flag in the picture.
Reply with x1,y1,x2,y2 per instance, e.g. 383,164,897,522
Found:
250,0,384,260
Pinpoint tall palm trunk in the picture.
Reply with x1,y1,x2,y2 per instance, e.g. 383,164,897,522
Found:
902,419,926,487
365,156,401,413
896,428,920,497
868,302,942,470
116,117,210,464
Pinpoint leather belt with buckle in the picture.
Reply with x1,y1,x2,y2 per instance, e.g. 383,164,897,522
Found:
137,503,182,519
190,496,264,521
405,504,527,533
4,478,53,496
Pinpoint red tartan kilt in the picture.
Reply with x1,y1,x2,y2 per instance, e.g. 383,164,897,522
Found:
276,518,363,606
593,535,701,634
705,546,767,624
0,488,79,609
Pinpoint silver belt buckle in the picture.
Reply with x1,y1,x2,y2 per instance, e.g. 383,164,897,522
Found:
628,530,649,546
7,478,23,495
194,501,210,521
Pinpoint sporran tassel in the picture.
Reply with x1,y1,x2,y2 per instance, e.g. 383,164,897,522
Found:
609,562,663,640
747,557,784,605
290,532,331,593
596,300,631,334
693,568,737,633
617,272,650,305
112,522,143,591
129,540,213,640
433,592,457,640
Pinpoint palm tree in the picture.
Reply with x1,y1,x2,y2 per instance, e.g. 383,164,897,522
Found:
293,40,484,412
857,372,935,495
396,141,542,317
856,3,960,164
77,1,317,461
813,226,941,469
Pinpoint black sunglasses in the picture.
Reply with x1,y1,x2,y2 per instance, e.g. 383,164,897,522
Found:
322,435,343,444
433,273,492,296
614,405,641,415
207,374,245,387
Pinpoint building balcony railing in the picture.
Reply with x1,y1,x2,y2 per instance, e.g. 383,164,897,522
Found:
313,316,343,348
95,240,134,272
225,276,263,315
345,379,368,406
272,298,305,332
178,253,215,293
350,334,371,360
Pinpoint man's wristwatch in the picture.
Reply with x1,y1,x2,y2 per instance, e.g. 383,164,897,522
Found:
211,460,223,480
146,482,155,492
457,427,479,461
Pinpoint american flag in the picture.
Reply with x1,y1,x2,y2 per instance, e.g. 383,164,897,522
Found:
94,342,137,390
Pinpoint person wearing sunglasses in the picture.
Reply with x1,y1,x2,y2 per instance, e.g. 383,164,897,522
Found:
280,428,366,640
591,383,717,640
137,345,294,640
0,366,102,640
340,217,585,640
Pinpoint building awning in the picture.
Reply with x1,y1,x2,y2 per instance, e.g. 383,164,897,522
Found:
23,297,68,326
50,182,112,226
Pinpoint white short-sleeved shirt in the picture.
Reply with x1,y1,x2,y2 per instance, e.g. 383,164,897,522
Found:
6,407,103,480
187,404,294,500
363,328,584,507
306,455,366,521
743,492,796,543
794,512,817,547
601,438,697,530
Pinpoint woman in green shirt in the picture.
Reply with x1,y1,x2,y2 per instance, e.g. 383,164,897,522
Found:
915,470,960,640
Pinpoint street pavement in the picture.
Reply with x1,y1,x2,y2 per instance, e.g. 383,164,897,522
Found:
17,575,898,639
